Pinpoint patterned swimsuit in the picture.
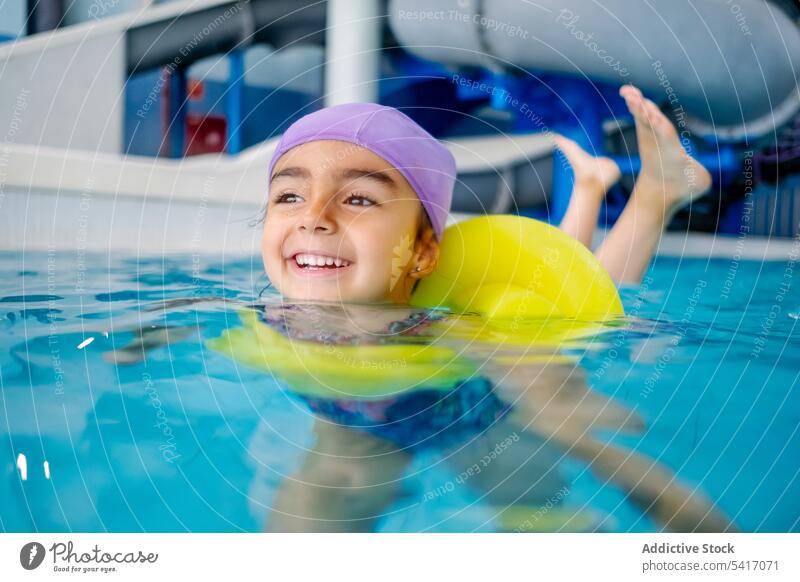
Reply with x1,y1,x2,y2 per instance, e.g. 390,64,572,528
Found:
255,303,511,450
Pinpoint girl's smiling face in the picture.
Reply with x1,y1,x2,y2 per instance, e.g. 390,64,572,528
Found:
262,140,439,304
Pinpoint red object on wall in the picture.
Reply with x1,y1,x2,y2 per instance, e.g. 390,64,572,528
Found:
187,79,205,101
185,113,228,156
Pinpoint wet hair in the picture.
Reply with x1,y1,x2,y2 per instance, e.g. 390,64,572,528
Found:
416,206,434,241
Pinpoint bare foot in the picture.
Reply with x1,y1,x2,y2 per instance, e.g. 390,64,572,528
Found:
553,134,621,195
619,85,711,215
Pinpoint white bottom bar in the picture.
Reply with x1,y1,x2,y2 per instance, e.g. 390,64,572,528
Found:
1,533,798,581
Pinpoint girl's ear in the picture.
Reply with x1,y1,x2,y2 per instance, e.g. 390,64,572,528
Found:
412,221,440,278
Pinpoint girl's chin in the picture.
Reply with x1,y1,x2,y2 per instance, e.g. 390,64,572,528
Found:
282,284,392,304
281,280,352,302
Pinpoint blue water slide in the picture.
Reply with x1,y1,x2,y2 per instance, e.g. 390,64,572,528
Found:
389,0,800,142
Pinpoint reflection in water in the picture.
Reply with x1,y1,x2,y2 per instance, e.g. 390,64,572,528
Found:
203,300,736,533
5,255,798,533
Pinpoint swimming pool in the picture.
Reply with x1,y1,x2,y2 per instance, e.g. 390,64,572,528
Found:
1,249,798,532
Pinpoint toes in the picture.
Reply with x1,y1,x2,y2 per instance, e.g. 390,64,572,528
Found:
643,99,680,139
619,86,637,106
621,89,650,125
553,134,574,149
644,99,663,125
641,101,658,127
632,97,659,130
552,133,570,148
619,84,642,99
553,134,584,159
635,102,652,128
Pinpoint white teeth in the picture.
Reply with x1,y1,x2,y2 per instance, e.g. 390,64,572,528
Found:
294,253,351,267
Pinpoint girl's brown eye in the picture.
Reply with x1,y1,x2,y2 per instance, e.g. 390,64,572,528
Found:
274,193,301,203
347,194,377,206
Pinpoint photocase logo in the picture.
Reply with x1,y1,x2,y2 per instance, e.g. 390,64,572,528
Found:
20,542,46,570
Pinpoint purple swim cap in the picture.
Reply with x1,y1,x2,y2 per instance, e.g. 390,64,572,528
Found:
267,103,456,240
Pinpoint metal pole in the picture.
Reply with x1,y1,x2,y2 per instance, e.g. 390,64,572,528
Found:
324,0,382,106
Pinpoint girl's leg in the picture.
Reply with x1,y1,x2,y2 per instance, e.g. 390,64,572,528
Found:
595,85,712,284
555,135,621,248
554,427,735,532
490,361,735,532
266,420,411,532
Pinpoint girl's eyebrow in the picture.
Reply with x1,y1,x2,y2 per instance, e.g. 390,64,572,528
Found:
270,165,397,191
336,168,398,190
271,166,309,181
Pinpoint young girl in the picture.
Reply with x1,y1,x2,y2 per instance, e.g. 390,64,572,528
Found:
257,86,734,533
106,84,729,531
261,84,710,308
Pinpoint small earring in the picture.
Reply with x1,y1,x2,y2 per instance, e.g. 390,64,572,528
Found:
414,266,421,272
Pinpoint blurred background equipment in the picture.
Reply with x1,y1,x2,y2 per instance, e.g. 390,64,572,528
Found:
1,0,799,251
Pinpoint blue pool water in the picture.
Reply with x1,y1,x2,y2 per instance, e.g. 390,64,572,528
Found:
1,251,798,532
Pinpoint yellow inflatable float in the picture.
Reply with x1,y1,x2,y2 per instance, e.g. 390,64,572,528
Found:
208,309,478,398
208,215,624,398
411,214,623,319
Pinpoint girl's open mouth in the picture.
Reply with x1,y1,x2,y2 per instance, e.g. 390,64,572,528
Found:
288,253,353,278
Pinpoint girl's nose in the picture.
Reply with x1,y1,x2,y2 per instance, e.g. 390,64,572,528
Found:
296,197,336,234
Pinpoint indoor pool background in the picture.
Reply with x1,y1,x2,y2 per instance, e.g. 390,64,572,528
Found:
1,250,798,532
